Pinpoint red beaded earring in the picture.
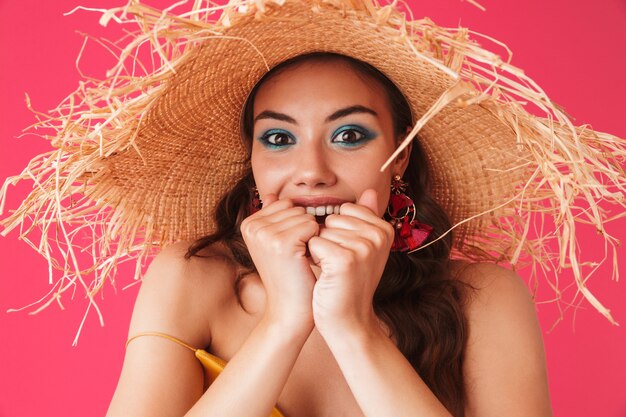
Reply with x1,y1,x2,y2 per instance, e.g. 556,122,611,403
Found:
386,175,433,252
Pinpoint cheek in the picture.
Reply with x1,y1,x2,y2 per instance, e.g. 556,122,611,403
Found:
349,170,391,217
376,178,392,216
250,153,283,195
250,153,267,188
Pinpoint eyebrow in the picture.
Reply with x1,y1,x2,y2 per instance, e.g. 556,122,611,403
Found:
253,105,378,125
254,110,297,124
326,105,378,122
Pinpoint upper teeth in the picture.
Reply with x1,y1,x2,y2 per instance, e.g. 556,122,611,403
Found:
305,205,341,216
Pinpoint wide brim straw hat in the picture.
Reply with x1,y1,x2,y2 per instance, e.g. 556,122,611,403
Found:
1,0,625,332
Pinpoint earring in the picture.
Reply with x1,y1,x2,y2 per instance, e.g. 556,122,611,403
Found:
386,175,433,252
249,186,262,214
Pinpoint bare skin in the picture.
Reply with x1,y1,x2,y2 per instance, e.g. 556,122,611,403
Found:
107,62,552,417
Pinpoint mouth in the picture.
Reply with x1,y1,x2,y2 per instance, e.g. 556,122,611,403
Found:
303,204,342,224
299,205,340,224
290,197,350,224
304,204,341,217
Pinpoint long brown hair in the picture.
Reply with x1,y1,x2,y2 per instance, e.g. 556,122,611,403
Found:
187,53,469,416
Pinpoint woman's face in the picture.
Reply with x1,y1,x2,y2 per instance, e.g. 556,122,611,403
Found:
250,60,410,217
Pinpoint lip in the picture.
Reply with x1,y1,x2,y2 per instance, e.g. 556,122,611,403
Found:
289,196,352,207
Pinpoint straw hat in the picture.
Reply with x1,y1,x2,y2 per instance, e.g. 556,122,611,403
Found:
1,0,624,326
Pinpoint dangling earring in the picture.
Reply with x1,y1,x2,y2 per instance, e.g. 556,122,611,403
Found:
249,186,262,215
386,175,433,252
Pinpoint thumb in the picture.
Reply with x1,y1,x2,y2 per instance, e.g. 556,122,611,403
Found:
356,188,379,215
262,193,278,207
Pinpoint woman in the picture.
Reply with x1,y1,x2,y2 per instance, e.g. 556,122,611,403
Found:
106,51,553,416
1,0,623,416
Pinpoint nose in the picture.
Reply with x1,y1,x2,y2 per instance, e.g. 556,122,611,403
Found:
292,141,337,188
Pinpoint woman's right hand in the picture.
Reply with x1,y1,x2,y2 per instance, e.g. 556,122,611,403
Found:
240,194,318,333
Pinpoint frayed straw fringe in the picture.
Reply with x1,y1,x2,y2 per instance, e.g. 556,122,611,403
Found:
1,0,625,341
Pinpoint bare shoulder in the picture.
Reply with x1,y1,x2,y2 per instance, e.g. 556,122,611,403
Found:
451,261,534,313
128,240,239,348
108,241,240,416
451,261,553,416
451,261,539,349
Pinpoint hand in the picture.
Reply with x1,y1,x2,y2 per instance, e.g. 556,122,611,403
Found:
240,194,318,333
308,189,394,338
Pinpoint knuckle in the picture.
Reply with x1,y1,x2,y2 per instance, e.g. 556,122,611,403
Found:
310,222,321,235
341,248,358,266
380,222,395,243
339,203,353,215
371,228,387,246
240,218,253,236
240,216,250,229
255,224,273,241
384,222,395,237
268,239,284,253
341,252,356,266
357,238,375,254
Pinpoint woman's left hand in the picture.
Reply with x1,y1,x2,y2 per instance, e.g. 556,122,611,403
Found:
308,189,394,338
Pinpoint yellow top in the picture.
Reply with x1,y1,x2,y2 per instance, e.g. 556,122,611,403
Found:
126,332,285,417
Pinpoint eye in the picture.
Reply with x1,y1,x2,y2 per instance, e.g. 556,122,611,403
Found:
258,130,296,148
331,125,375,146
335,129,364,143
266,132,293,145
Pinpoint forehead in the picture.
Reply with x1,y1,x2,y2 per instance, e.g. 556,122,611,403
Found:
253,60,392,118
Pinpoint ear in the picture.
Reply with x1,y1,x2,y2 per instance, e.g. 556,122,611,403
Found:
391,128,413,177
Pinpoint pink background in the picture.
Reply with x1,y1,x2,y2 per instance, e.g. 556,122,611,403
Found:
1,0,624,416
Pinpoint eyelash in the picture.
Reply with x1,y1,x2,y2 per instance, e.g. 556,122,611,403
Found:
331,125,376,146
258,125,376,149
258,129,296,149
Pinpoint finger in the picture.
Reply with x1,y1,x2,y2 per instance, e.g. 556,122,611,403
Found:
320,227,387,254
262,206,308,223
279,221,320,248
263,193,278,206
338,189,381,220
308,235,346,268
323,217,393,250
266,212,318,235
252,217,319,255
334,204,379,223
318,228,355,246
324,212,374,230
356,189,379,215
255,196,294,216
326,206,391,234
242,206,312,239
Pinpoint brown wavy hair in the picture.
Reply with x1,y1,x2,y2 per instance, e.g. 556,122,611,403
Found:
187,53,469,416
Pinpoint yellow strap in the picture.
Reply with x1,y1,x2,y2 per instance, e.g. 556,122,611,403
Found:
126,331,197,352
125,331,285,417
126,331,224,384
